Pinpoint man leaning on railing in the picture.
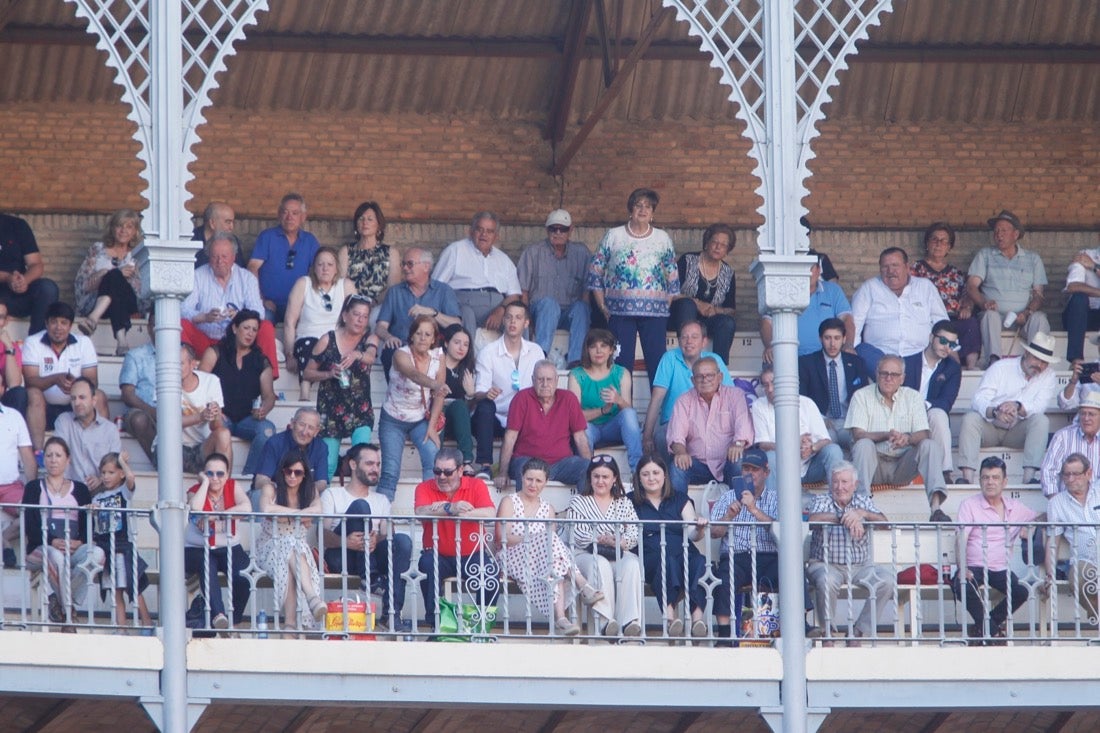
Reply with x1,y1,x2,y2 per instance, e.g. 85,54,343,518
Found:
953,455,1038,644
806,461,894,645
414,447,498,629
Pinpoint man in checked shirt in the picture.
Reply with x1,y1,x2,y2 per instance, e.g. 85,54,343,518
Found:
806,461,894,645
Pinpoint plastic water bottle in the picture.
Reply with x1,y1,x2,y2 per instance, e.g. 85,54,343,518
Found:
256,610,268,639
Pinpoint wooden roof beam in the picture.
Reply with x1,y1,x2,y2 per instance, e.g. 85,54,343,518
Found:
545,0,594,143
550,6,673,177
2,26,1098,65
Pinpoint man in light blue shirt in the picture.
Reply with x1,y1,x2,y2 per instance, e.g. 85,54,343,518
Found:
760,251,854,360
642,320,733,460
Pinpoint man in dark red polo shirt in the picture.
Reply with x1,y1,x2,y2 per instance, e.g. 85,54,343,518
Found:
493,359,591,490
414,447,498,627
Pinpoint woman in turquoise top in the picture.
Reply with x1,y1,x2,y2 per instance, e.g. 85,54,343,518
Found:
586,187,679,386
567,329,642,472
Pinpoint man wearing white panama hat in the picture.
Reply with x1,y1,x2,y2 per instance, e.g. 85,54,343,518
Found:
957,331,1060,485
1040,390,1100,498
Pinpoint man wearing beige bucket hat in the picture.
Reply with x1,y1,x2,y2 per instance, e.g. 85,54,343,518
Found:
957,331,1060,484
965,210,1050,368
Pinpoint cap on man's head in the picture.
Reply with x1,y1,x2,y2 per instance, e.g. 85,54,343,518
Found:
987,209,1024,236
545,209,572,228
741,447,768,469
1080,391,1100,411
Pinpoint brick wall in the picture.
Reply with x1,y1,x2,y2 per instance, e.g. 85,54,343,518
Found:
0,103,1096,328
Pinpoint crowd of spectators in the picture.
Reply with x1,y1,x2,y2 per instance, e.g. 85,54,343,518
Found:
1,196,1098,641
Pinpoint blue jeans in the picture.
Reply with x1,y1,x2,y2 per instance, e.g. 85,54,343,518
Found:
1063,292,1100,362
586,407,643,472
531,297,590,364
224,415,277,475
378,409,438,501
609,314,668,387
323,498,412,618
509,454,589,487
669,456,736,494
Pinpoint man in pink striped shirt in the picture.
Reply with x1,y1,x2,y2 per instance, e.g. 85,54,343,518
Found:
666,356,754,493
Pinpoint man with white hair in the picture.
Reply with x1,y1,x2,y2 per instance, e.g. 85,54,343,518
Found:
806,461,894,645
1040,391,1100,497
494,359,591,490
517,209,591,367
957,332,1060,485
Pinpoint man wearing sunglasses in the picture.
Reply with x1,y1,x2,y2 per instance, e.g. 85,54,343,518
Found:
414,447,498,628
850,247,948,375
903,320,962,485
375,247,461,379
516,209,591,368
433,211,522,334
247,193,320,323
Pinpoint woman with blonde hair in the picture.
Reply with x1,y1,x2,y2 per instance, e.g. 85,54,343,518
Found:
75,208,145,355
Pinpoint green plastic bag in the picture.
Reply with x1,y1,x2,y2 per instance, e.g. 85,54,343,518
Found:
436,598,497,642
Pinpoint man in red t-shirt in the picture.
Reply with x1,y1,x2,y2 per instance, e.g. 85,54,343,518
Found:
415,447,499,626
493,360,591,491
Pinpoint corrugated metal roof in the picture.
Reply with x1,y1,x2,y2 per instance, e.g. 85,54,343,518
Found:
0,0,1096,122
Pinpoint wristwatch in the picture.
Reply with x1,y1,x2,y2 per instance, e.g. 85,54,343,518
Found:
443,502,453,516
3,348,13,356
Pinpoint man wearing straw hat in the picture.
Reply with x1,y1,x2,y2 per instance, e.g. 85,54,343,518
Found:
957,332,1060,485
965,210,1049,368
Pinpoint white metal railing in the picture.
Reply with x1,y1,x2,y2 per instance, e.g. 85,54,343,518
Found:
5,505,1099,646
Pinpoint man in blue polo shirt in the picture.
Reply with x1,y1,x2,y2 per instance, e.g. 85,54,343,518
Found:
247,193,320,323
374,247,461,379
760,250,853,361
642,320,733,461
252,407,329,510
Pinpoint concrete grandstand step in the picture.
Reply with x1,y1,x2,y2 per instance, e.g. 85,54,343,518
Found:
870,483,1047,522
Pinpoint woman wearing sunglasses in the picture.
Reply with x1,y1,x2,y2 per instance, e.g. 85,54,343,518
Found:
338,201,401,324
304,293,379,477
257,452,325,631
199,309,277,477
22,436,105,630
284,246,356,401
567,454,642,638
184,453,251,630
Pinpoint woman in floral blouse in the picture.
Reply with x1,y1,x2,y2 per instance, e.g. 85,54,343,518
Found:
74,209,145,355
338,201,400,328
587,187,679,386
910,222,980,368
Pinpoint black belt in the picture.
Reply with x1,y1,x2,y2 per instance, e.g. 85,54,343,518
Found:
458,287,500,293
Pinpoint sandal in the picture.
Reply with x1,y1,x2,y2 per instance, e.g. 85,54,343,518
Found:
556,617,581,637
666,618,684,636
309,595,327,621
602,619,620,637
691,619,709,638
579,583,604,605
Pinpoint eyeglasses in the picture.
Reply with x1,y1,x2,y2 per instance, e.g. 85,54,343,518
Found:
510,369,521,391
877,371,904,379
204,470,227,478
348,293,371,303
401,260,419,268
934,335,960,349
321,293,332,312
433,467,458,477
589,455,615,465
1062,469,1087,479
282,467,305,478
693,372,719,381
547,225,570,234
285,249,297,270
